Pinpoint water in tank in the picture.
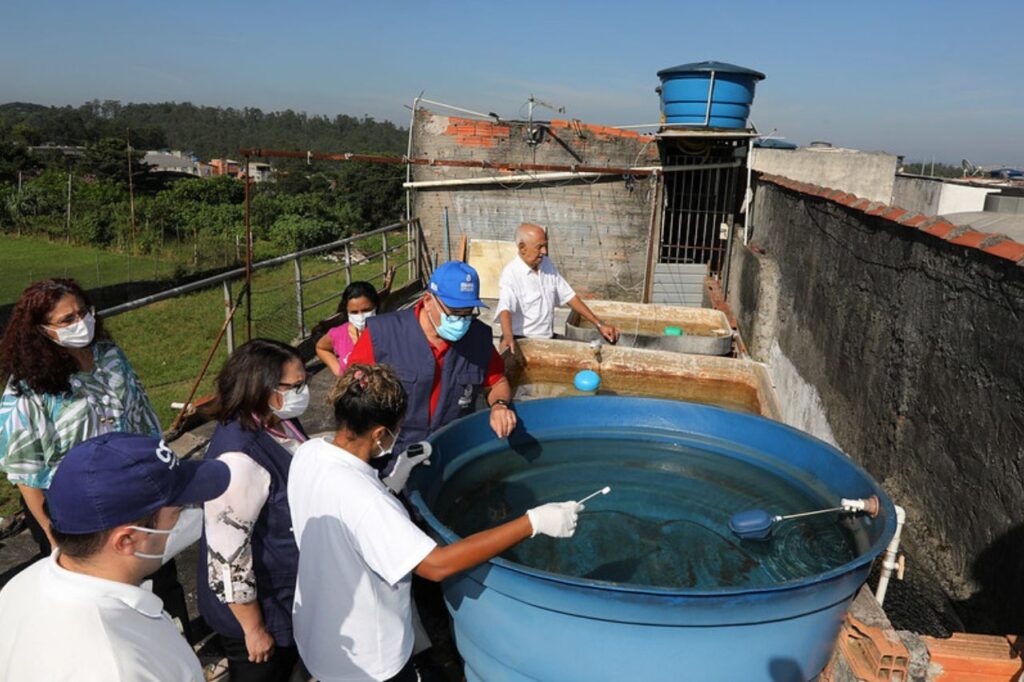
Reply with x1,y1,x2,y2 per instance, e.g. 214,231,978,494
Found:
408,397,896,681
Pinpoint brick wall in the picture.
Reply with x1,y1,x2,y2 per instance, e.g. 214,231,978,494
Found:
409,109,660,300
728,173,1024,634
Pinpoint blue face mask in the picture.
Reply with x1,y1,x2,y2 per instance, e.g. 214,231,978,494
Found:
432,308,472,342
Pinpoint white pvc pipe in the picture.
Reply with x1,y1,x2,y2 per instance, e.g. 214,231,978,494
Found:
875,505,906,606
403,162,742,189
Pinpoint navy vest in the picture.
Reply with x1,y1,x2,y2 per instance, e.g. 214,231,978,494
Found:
196,419,303,646
367,308,493,455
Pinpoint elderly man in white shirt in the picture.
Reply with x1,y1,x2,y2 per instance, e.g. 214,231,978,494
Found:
0,433,230,682
497,222,619,354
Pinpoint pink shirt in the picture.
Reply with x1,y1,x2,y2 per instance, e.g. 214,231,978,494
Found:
327,322,357,373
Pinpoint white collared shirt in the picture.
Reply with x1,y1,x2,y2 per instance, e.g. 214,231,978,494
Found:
289,437,437,682
0,551,204,681
495,255,577,338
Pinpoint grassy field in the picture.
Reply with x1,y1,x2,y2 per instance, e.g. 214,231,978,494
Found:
0,236,184,306
0,234,284,307
0,230,415,517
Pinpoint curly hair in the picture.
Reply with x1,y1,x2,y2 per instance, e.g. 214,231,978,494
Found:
327,363,407,434
212,338,303,431
0,278,109,396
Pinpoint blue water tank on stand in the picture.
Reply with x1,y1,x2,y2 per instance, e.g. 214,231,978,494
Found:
657,61,766,129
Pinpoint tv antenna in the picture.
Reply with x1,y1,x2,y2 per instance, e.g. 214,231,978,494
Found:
526,94,565,145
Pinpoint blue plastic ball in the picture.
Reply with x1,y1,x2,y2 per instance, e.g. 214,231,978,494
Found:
574,369,601,392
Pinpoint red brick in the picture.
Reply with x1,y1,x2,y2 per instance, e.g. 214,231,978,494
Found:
851,199,872,211
881,207,907,221
981,238,1024,263
919,219,956,238
865,203,889,216
948,229,989,248
898,213,929,227
837,193,859,206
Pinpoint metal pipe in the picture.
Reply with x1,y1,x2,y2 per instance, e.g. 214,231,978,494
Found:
97,223,412,319
443,207,450,260
243,156,253,340
415,97,499,121
241,147,738,178
344,243,352,286
704,71,716,127
406,94,421,282
743,138,754,246
222,280,235,354
294,256,306,338
403,162,741,190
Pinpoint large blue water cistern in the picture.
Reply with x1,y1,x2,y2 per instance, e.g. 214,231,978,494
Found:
657,61,766,129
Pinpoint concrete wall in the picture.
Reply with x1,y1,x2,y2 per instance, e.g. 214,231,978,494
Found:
936,182,992,215
892,175,993,216
750,147,899,204
892,176,943,215
409,109,660,300
729,176,1024,634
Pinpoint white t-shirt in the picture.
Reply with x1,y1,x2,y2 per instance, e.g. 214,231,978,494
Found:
0,551,204,682
495,255,577,338
289,437,437,682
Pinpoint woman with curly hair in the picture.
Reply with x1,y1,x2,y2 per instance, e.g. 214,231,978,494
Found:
0,278,160,553
288,364,583,682
0,278,194,637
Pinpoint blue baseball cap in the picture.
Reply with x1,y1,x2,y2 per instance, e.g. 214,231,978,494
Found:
47,433,230,535
428,261,488,309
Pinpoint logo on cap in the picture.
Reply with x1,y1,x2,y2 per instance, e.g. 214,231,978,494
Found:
156,439,178,469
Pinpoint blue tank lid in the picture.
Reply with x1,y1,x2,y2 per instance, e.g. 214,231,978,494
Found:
657,61,766,81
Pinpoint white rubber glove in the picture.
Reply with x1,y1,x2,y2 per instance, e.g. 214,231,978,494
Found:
383,442,432,493
526,501,583,538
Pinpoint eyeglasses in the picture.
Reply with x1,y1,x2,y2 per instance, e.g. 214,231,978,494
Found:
46,306,94,329
435,297,479,320
278,378,307,392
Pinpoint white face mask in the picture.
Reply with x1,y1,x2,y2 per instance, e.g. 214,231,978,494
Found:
348,309,375,332
128,507,203,564
374,427,400,459
45,312,96,349
272,384,310,420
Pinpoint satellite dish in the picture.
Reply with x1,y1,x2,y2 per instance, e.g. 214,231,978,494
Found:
961,159,979,176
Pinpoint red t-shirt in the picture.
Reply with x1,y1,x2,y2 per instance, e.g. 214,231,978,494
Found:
347,301,505,420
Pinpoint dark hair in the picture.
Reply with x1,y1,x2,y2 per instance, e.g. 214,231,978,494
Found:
213,338,303,431
327,363,407,434
49,505,159,560
0,278,109,396
334,281,381,317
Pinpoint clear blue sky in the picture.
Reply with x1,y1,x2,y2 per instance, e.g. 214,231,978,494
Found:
2,0,1021,164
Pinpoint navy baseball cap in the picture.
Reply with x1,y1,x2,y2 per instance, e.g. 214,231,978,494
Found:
428,261,488,309
47,432,230,534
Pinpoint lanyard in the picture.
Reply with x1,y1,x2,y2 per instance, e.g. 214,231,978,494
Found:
255,414,307,443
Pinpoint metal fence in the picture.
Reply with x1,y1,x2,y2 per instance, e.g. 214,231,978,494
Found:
100,219,426,353
658,138,746,275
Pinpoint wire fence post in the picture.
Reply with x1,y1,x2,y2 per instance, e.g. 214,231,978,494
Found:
223,279,235,354
414,219,423,282
344,243,352,286
294,256,306,339
382,232,389,282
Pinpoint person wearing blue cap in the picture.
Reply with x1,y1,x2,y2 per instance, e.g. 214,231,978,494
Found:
347,260,515,457
0,432,230,682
